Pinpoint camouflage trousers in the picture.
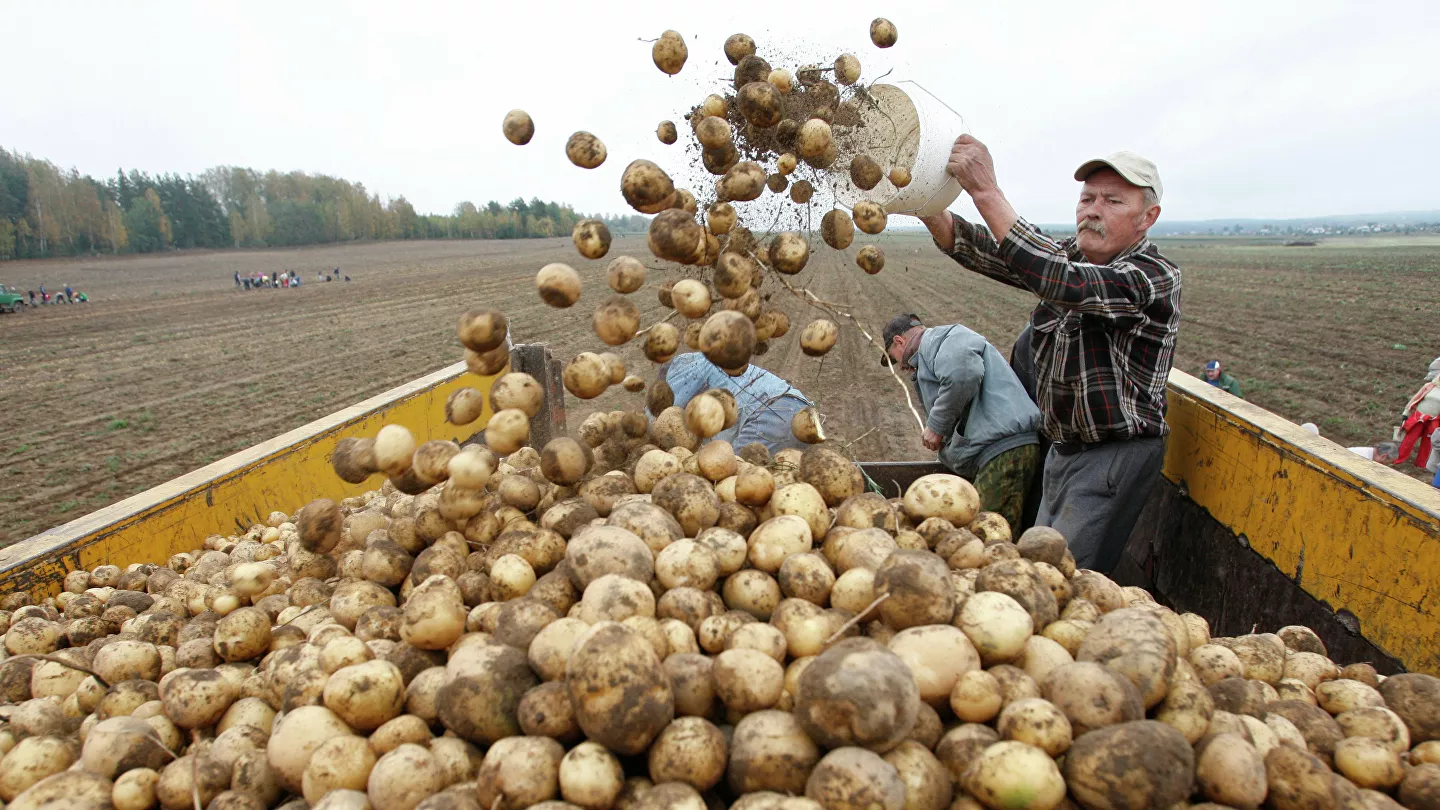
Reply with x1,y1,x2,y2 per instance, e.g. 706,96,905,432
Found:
973,443,1040,533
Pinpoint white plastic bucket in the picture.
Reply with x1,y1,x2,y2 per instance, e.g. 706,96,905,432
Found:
831,81,966,218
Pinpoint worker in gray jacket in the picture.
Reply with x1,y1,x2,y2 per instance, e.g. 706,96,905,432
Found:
884,314,1042,530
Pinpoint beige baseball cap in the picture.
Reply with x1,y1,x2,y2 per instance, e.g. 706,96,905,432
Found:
1074,151,1163,202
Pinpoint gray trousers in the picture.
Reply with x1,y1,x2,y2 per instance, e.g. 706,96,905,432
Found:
1036,437,1166,574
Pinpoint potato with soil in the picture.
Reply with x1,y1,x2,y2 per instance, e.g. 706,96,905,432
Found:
1075,607,1177,709
648,716,727,792
474,735,564,810
700,311,757,371
797,118,833,160
853,200,888,234
820,209,855,250
962,740,1066,810
799,446,863,506
648,209,706,264
738,81,783,128
566,621,673,755
566,131,607,169
890,624,980,706
721,161,767,203
904,473,980,525
806,747,905,810
644,323,680,365
1378,673,1440,743
799,318,838,356
657,119,678,144
1267,699,1345,761
875,550,956,629
856,244,885,274
795,637,919,751
652,29,687,75
503,109,534,145
849,155,884,191
871,17,899,47
1064,721,1196,810
571,218,612,260
768,231,810,274
1193,732,1268,808
622,160,677,214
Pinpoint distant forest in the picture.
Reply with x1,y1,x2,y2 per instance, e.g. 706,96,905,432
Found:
0,148,650,261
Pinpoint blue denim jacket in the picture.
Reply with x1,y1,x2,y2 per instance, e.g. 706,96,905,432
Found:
661,353,813,453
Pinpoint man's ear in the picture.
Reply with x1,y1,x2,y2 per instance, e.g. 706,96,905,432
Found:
1140,204,1161,232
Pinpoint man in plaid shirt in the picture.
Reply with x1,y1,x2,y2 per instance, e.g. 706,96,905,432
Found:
917,136,1180,574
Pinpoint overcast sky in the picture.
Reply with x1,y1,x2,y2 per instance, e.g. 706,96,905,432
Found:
5,0,1437,223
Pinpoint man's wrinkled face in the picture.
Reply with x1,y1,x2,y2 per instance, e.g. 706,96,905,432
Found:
1205,367,1221,381
1075,169,1159,263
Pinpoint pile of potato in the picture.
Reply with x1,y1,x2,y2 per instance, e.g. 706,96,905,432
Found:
5,404,1440,810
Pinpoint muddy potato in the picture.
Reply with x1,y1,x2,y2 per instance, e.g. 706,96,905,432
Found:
1317,678,1384,715
537,263,582,308
652,29,687,75
1267,699,1345,761
301,735,376,803
571,218,612,261
797,119,833,160
855,244,885,274
723,571,781,621
777,152,798,175
819,208,856,251
700,311,757,371
651,407,700,452
649,209,707,264
213,605,271,662
950,669,1004,723
501,109,535,145
715,648,785,712
401,575,466,650
1400,763,1440,810
1193,732,1267,808
473,735,564,810
726,711,820,795
665,653,716,717
790,179,815,204
804,746,904,810
1064,721,1195,810
163,667,238,728
799,319,838,357
563,353,610,400
889,624,980,707
1378,673,1440,743
721,161,767,203
778,553,835,604
723,33,756,65
849,155,884,191
646,717,727,792
566,131,607,169
696,116,732,150
957,591,1033,665
903,473,980,526
1156,676,1215,744
566,622,673,755
738,81,783,128
795,638,920,751
643,324,680,367
1075,607,1177,709
1336,706,1410,752
655,119,679,145
876,550,955,629
1189,643,1244,685
366,743,445,810
1334,736,1404,790
870,17,899,47
671,280,711,319
1039,661,1144,735
557,741,625,810
833,53,862,85
768,231,810,275
695,441,738,483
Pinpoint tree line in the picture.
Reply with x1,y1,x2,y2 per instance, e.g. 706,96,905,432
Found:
0,148,651,261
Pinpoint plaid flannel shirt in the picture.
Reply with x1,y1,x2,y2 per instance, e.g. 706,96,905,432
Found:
940,216,1182,446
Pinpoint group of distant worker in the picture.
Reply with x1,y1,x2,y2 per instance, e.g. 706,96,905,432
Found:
234,268,349,290
23,283,88,305
1303,357,1440,487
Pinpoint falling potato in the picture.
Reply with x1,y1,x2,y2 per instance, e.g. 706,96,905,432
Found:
720,161,767,202
856,245,885,275
735,54,772,88
622,160,678,215
792,407,826,443
564,353,612,399
769,232,810,275
821,210,855,251
714,253,755,299
566,131,607,169
870,18,898,48
768,69,794,94
777,153,798,175
797,119,833,160
648,209,707,265
789,180,814,204
724,33,756,66
657,120,678,144
767,174,788,194
623,375,646,392
573,219,612,260
536,263,581,308
850,155,884,191
702,144,740,176
671,279,712,319
701,94,728,118
645,322,681,363
593,295,642,346
699,310,757,371
889,166,912,188
800,319,839,356
707,202,736,235
834,54,862,85
652,30,688,75
853,201,888,235
673,189,698,215
502,110,534,145
607,256,646,294
457,309,507,353
485,408,530,455
696,117,733,150
738,82,783,128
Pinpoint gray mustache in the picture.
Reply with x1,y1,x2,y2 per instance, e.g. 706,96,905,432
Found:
1078,220,1107,237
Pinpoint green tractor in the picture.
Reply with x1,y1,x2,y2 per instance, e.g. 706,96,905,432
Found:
0,284,25,313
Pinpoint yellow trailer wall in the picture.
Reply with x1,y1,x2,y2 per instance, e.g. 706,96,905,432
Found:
1160,370,1440,673
0,361,494,598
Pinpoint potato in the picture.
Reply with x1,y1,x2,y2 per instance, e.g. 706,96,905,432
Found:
655,540,720,591
1285,651,1339,689
794,638,919,751
622,160,677,215
1039,661,1144,735
564,353,610,400
1230,633,1286,684
853,201,887,234
874,551,954,629
643,717,727,792
819,208,856,251
790,179,815,203
536,263,581,308
649,209,707,264
265,705,354,793
1193,732,1267,808
1337,706,1410,752
714,253,754,299
162,667,237,728
1076,607,1177,709
401,575,466,650
566,131,607,169
502,109,534,145
1378,673,1440,743
1189,643,1244,685
1063,721,1195,810
3,736,80,804
652,473,720,536
962,740,1065,810
695,441,738,483
1155,676,1214,744
997,697,1073,757
721,161,767,202
700,311,757,371
870,17,899,47
368,743,445,810
849,155,884,191
1333,736,1403,790
957,591,1033,665
748,515,813,573
856,244,885,274
770,482,830,540
652,30,686,75
903,473,979,526
302,735,376,803
834,53,862,85
1317,678,1384,714
792,407,827,443
797,119,833,160
738,81,783,128
374,423,417,478
799,319,837,356
723,33,755,65
768,231,810,275
657,120,678,145
776,152,798,175
778,553,835,604
1268,699,1344,761
722,571,781,621
591,295,641,346
1265,744,1345,810
715,648,784,712
1400,763,1440,810
805,747,904,810
670,279,711,319
456,308,507,354
697,116,732,150
566,622,673,755
474,735,564,810
572,218,613,261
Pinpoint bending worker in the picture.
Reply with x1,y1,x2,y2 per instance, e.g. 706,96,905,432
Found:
916,140,1181,574
883,313,1041,530
657,351,812,455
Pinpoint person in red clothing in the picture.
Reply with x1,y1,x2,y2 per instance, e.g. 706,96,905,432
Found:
1398,379,1440,469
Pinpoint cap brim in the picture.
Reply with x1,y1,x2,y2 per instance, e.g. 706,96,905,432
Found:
1074,158,1150,191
